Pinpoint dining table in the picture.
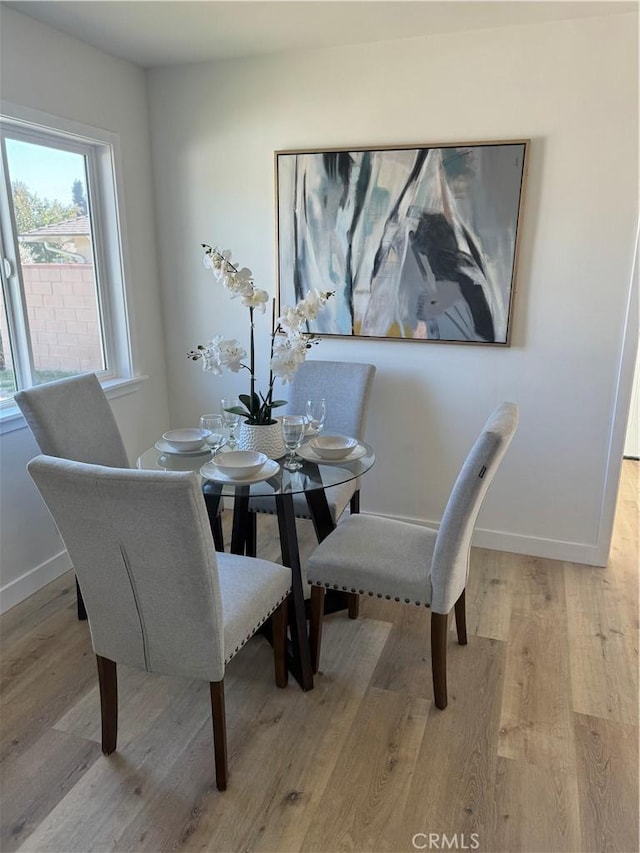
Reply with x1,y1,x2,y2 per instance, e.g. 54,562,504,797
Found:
137,438,376,692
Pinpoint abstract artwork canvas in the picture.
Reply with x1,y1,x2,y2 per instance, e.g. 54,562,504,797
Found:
275,141,528,345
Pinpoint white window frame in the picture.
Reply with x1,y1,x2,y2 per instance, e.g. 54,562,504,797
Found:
0,102,140,431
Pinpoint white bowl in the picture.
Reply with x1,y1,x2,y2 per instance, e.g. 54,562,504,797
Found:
162,428,210,452
309,434,358,460
212,450,268,478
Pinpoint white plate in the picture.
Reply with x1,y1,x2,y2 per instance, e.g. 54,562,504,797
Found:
200,458,280,484
297,442,367,464
155,438,212,457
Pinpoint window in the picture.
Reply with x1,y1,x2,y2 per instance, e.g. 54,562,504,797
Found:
0,106,132,407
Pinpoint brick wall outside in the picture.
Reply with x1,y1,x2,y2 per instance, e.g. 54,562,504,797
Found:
0,264,104,373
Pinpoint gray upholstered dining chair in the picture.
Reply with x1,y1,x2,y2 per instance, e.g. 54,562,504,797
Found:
280,359,375,519
15,373,225,619
248,360,375,615
15,373,130,468
27,455,291,792
251,360,375,521
306,402,519,709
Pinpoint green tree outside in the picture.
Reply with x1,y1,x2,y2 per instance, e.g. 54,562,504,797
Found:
13,180,77,262
72,179,88,215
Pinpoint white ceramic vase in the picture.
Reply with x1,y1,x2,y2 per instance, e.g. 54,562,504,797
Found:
237,420,286,460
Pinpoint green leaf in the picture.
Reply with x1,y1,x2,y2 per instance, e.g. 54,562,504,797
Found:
225,405,249,417
271,400,287,408
238,394,252,409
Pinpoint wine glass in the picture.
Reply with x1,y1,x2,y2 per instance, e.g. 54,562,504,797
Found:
199,414,226,455
220,398,241,449
282,414,306,471
305,398,326,435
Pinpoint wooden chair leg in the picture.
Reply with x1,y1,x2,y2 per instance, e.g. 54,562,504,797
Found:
309,586,325,674
347,592,360,619
210,680,228,791
76,577,88,621
212,512,225,552
454,589,468,645
430,612,448,710
272,599,289,688
96,655,117,754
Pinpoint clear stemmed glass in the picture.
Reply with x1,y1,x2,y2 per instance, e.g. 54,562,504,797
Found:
282,415,306,471
199,414,226,455
305,398,326,435
220,398,241,449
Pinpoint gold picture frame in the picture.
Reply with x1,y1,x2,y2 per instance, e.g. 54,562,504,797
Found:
275,140,529,346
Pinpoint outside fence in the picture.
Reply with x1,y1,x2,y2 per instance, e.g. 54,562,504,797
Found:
0,263,103,374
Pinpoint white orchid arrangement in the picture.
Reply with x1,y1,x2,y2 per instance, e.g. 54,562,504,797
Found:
188,243,333,425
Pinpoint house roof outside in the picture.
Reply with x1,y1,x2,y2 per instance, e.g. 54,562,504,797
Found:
18,215,90,242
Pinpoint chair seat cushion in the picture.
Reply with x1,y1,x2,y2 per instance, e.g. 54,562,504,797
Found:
217,553,291,663
249,480,358,523
307,514,437,606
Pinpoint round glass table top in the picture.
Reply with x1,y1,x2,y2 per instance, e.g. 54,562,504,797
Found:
136,440,375,497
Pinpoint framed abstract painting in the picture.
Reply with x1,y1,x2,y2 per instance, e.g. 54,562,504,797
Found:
275,140,528,345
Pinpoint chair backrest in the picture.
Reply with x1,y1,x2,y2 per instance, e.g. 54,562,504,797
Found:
430,402,519,614
15,373,129,467
27,455,225,682
283,360,376,439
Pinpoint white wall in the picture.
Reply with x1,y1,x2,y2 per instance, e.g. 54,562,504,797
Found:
147,13,638,566
0,7,170,610
624,346,639,458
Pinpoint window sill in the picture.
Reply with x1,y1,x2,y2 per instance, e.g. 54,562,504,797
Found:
0,374,148,436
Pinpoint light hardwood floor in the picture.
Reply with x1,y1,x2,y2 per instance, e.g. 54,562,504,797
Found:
1,461,638,853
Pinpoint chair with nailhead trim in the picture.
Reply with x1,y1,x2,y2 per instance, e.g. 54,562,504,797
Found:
306,402,519,709
15,373,226,621
248,360,375,617
27,454,291,791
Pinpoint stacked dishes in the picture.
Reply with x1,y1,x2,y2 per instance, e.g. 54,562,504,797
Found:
155,428,212,457
201,450,279,484
297,434,367,464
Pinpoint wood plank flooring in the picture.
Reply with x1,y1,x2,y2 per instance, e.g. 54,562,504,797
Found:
1,461,638,853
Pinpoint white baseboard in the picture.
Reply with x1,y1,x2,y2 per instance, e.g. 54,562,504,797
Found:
361,511,605,567
0,550,72,614
471,528,603,566
0,507,606,617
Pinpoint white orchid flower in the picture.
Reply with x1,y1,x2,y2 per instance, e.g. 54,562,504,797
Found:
279,305,305,332
226,266,252,289
198,335,246,374
200,335,224,375
206,247,231,280
291,335,309,358
235,267,253,283
242,288,269,312
297,289,326,321
227,279,255,300
270,346,300,383
271,335,308,382
217,339,247,372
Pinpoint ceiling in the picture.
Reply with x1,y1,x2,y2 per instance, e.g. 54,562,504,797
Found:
3,1,637,68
